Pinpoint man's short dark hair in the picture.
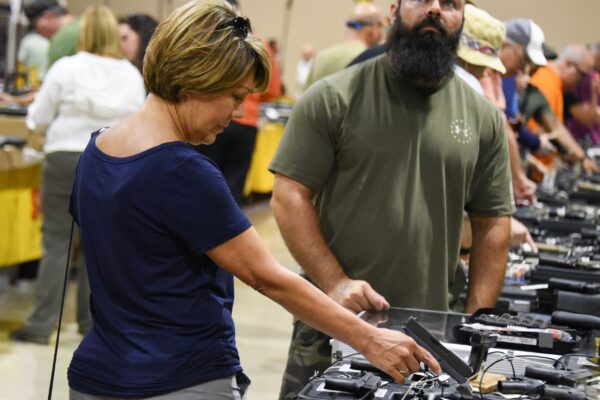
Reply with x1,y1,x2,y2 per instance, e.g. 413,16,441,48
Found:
24,0,67,24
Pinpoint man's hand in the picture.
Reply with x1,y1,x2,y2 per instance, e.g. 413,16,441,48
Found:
361,328,442,383
512,174,537,205
591,71,599,94
363,311,390,326
510,217,538,252
0,90,36,106
327,278,389,314
0,92,15,104
533,134,557,157
527,154,549,177
583,157,600,174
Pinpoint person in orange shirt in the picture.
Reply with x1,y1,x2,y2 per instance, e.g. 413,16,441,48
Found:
528,44,598,173
196,0,282,205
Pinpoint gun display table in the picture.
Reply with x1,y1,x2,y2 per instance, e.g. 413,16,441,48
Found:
0,112,43,267
298,307,599,399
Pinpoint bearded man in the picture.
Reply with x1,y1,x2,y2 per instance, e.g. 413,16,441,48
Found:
270,1,514,398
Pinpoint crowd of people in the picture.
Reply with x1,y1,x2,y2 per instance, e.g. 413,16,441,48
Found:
0,0,599,399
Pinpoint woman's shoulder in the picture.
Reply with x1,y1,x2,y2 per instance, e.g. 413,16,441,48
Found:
166,146,220,172
156,147,223,187
38,53,82,85
46,52,102,77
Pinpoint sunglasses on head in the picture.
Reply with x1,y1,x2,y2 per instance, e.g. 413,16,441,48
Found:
218,16,252,39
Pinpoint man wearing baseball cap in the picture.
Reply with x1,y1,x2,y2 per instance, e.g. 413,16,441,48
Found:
501,18,548,128
502,18,547,75
24,0,78,68
495,18,548,203
501,18,563,202
0,1,78,105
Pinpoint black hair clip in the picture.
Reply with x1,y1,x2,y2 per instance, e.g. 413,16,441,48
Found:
219,16,252,39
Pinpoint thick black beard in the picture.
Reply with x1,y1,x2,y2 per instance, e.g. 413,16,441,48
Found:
385,12,462,85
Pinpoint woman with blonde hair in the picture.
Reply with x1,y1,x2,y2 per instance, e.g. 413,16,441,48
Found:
67,1,440,399
11,5,145,346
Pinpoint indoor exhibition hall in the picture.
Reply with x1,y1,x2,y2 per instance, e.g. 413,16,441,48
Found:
0,0,599,399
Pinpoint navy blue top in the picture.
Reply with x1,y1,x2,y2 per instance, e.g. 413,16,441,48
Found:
67,131,252,397
501,76,541,152
502,76,519,122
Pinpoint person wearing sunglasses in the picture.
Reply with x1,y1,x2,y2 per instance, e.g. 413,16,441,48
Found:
303,1,384,90
527,43,598,173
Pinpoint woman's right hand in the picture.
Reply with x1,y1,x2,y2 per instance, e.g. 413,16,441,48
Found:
359,327,442,383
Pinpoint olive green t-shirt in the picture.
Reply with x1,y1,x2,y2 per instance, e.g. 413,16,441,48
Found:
48,18,79,69
520,84,553,126
270,55,515,311
303,41,367,90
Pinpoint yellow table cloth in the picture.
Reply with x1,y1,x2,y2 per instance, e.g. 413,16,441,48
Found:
0,162,42,267
243,121,285,196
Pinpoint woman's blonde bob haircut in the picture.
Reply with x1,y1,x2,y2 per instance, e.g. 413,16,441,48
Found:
77,5,122,58
143,0,271,102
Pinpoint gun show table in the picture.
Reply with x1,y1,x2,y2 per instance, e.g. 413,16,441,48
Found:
302,307,599,400
0,106,43,267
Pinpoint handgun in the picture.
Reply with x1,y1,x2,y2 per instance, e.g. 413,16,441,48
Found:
498,380,588,400
324,372,381,397
404,317,473,384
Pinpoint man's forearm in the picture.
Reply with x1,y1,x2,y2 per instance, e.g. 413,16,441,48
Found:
569,103,598,129
556,124,585,161
271,176,349,293
504,118,526,181
465,215,511,313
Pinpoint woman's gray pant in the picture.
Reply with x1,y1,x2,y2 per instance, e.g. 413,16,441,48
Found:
22,151,91,338
69,373,251,400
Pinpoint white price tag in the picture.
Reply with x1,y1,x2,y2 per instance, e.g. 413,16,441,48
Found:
497,335,537,346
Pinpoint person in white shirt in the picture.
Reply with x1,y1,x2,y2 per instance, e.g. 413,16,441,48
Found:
295,43,315,98
17,30,50,84
10,5,146,345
